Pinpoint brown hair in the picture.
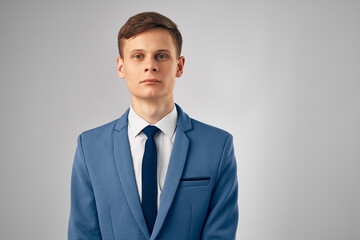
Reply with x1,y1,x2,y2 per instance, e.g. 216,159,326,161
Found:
118,12,182,58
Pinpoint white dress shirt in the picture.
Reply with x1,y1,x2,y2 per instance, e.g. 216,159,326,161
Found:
127,105,178,209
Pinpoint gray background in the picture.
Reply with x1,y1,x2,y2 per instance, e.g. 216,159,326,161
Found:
1,0,359,239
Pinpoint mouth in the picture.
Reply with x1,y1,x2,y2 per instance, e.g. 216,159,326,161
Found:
140,79,161,84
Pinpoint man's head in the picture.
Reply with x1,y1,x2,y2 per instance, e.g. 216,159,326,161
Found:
116,12,185,104
118,12,183,59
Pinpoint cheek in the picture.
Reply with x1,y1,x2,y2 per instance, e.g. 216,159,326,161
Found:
163,62,178,75
124,65,140,79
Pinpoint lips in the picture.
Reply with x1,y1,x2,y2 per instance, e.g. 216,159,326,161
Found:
140,79,161,84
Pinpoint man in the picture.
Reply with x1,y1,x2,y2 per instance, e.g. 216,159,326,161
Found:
68,12,238,240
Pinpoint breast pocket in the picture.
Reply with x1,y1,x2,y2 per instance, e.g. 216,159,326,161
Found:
178,177,210,187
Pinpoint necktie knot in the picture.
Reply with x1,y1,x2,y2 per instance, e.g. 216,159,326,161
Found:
142,125,160,138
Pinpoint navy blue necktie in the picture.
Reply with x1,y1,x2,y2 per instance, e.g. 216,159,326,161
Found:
141,125,160,234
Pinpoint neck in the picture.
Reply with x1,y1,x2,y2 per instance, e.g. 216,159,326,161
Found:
131,96,174,125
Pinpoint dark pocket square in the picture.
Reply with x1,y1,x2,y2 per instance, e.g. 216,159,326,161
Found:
180,177,210,181
179,177,210,187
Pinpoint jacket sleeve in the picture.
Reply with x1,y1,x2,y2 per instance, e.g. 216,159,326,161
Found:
201,134,239,239
68,134,102,240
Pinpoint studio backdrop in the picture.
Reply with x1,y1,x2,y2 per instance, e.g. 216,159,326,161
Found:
0,0,359,239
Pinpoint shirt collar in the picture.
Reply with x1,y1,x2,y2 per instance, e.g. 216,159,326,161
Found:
128,104,178,139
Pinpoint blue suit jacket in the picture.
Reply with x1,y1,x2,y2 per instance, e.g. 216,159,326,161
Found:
68,104,238,240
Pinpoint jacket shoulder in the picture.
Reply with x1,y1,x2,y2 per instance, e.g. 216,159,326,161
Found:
79,118,119,140
189,118,232,140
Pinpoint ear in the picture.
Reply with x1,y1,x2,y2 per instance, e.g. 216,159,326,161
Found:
117,57,125,78
175,56,185,78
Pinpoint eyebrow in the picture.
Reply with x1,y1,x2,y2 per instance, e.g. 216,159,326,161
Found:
156,49,171,53
128,49,171,54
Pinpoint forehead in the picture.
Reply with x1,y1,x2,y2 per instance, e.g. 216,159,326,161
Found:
122,28,177,54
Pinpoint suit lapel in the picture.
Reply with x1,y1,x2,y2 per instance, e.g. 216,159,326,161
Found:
113,104,192,240
150,104,192,240
113,109,150,239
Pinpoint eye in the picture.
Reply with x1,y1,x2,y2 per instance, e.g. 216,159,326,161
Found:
132,54,143,60
156,54,168,60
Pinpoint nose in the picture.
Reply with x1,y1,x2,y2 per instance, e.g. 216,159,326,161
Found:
144,58,159,73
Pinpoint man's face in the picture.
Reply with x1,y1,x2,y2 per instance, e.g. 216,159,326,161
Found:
117,28,185,102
